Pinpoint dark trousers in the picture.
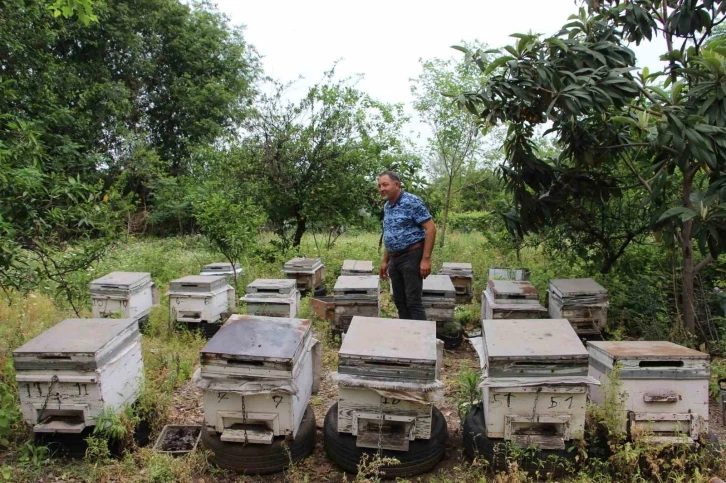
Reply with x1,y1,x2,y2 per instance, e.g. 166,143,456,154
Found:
388,247,427,320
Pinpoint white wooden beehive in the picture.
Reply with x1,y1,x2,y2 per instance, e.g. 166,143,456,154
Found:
549,278,609,336
480,319,591,449
482,290,547,320
333,276,380,332
168,275,235,324
90,271,156,322
421,275,456,323
197,315,317,444
341,260,374,276
200,262,244,282
283,257,325,292
241,279,300,318
335,316,442,451
588,341,709,443
13,318,143,434
440,262,474,302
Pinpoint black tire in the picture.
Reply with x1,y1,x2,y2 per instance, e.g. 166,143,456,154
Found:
314,285,327,297
463,404,576,476
178,321,222,339
437,329,463,350
137,315,150,335
323,402,447,478
201,404,316,474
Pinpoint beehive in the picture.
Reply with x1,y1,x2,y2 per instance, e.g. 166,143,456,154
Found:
334,317,443,451
283,257,325,293
341,260,374,276
333,276,380,333
90,272,156,322
197,315,319,443
549,278,608,337
588,341,709,443
13,318,143,434
487,267,530,281
200,262,243,282
440,262,474,303
241,279,300,318
422,275,456,324
168,275,235,324
480,319,593,449
482,280,546,320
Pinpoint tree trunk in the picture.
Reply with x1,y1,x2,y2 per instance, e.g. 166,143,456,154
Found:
681,171,696,335
293,216,307,248
439,177,453,249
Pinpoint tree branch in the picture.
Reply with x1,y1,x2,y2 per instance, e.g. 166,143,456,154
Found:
695,254,714,273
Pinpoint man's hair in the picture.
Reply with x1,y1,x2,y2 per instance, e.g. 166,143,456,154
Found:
378,170,401,183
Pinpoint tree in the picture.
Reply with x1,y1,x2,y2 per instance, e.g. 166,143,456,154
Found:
456,1,726,336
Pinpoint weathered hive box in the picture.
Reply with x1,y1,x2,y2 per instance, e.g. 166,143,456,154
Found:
480,319,594,449
283,257,325,292
197,315,320,443
168,275,235,324
241,279,301,318
200,262,243,281
488,267,530,281
549,278,608,336
334,316,444,451
13,318,143,434
333,276,380,332
440,262,474,303
481,280,543,321
90,272,156,322
421,275,456,323
588,341,709,443
341,260,374,276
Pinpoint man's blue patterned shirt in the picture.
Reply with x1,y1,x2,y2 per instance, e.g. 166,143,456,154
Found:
383,191,432,253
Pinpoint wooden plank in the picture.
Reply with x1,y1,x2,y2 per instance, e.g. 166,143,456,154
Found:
510,434,565,450
221,425,274,444
34,418,86,434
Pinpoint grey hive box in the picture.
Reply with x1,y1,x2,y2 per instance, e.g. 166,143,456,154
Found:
200,262,244,280
480,319,590,447
421,275,456,323
333,276,381,333
168,275,235,324
485,280,540,304
90,271,156,322
13,318,143,434
198,315,318,443
283,257,325,292
241,279,301,318
341,260,374,276
482,279,546,321
549,278,609,337
440,262,474,303
588,341,709,443
487,267,531,281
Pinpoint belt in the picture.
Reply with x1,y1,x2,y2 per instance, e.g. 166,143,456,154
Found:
388,240,424,258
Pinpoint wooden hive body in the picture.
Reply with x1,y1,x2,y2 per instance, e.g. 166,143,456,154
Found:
336,317,440,450
487,267,530,281
549,278,608,335
440,263,474,303
200,262,244,281
199,315,316,443
241,279,300,318
481,319,590,447
283,257,325,292
421,275,456,323
90,271,155,321
13,318,143,434
341,260,374,276
481,290,548,320
486,280,540,304
333,276,380,332
588,341,709,442
168,275,235,324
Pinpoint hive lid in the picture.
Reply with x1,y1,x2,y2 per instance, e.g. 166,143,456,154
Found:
422,275,456,297
549,278,607,297
484,291,548,312
339,317,437,363
587,341,708,361
200,262,243,275
483,319,587,361
200,315,311,363
342,260,374,273
440,262,473,275
13,318,138,356
90,272,151,293
283,257,323,272
488,267,530,281
333,276,380,297
245,278,297,295
169,275,228,293
487,280,539,298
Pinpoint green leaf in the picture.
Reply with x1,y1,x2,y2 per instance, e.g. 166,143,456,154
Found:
658,206,697,223
484,56,516,76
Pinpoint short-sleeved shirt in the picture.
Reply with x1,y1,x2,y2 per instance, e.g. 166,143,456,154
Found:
383,191,432,253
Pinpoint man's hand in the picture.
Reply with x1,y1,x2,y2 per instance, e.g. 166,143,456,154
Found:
420,258,431,279
379,262,389,280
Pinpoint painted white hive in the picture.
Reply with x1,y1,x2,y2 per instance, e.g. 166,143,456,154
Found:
588,341,709,443
90,271,155,321
481,290,548,321
241,279,300,318
333,276,380,332
421,275,456,323
168,275,235,324
13,318,144,434
200,262,244,281
341,260,374,276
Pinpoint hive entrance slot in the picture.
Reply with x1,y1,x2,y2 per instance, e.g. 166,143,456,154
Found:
101,285,121,289
34,409,85,434
226,359,264,366
38,355,72,360
638,360,684,368
181,284,200,288
366,361,411,368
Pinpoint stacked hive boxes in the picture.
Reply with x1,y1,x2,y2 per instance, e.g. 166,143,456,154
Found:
241,279,300,318
440,262,474,303
13,318,144,434
588,341,709,444
482,279,547,320
90,272,157,326
341,260,374,276
284,257,325,293
332,276,380,334
548,278,608,339
168,275,235,338
421,275,456,325
200,262,243,282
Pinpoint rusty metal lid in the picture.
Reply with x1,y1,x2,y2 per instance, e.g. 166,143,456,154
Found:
483,319,587,361
587,341,708,360
487,280,539,298
200,315,311,362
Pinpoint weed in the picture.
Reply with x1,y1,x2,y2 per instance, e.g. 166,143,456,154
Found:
455,366,481,423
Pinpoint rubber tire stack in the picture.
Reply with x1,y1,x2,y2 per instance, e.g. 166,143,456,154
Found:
201,404,316,475
463,404,575,477
324,402,447,478
313,285,327,297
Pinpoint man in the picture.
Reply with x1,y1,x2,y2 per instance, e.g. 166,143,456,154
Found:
377,171,437,321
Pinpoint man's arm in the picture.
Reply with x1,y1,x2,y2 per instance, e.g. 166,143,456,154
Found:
379,249,390,280
420,219,437,279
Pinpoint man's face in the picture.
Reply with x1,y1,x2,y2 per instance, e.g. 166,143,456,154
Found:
378,175,400,201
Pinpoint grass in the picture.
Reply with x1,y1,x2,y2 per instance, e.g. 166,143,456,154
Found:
0,232,724,482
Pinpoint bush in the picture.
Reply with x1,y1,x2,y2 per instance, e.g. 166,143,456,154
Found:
447,211,494,233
